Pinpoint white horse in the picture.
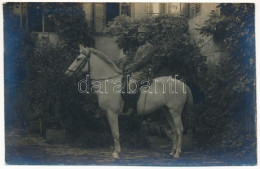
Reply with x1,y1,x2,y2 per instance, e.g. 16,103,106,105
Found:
65,45,193,159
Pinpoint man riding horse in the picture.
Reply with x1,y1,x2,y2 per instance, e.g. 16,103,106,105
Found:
122,25,155,115
66,26,193,158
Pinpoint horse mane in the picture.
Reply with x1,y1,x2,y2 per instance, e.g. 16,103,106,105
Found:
88,48,122,73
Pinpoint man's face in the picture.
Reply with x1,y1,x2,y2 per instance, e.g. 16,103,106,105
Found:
138,32,146,44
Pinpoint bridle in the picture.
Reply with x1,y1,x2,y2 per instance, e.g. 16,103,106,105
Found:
67,50,122,80
66,52,91,75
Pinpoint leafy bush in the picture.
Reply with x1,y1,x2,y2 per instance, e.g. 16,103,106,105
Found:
106,14,207,84
23,38,108,136
197,4,256,158
20,3,99,136
23,39,71,128
44,3,95,48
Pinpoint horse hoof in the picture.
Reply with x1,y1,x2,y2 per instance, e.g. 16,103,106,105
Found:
169,151,174,156
113,152,120,159
174,153,179,158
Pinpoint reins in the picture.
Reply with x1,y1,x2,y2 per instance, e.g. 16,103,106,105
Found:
90,74,122,81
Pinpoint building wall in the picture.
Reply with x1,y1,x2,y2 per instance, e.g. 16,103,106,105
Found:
149,3,160,14
147,3,181,17
80,3,226,72
169,3,182,14
131,3,148,20
82,3,124,62
187,3,228,72
188,3,219,54
93,36,124,62
82,3,94,31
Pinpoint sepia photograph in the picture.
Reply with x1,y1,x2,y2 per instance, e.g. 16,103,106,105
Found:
2,1,257,166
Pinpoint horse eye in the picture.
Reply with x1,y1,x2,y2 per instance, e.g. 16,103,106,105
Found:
77,58,81,61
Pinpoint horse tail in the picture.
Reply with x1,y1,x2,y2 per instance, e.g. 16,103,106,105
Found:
184,85,194,134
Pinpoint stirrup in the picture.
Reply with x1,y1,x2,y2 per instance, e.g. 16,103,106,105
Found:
120,108,135,116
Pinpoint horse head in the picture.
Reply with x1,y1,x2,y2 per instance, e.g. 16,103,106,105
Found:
65,44,90,77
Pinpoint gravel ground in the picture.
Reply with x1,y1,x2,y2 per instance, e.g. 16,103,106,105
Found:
5,128,255,166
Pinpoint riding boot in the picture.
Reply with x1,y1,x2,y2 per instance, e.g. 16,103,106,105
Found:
126,94,137,115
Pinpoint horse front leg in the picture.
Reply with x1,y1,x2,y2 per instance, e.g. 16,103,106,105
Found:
106,110,121,159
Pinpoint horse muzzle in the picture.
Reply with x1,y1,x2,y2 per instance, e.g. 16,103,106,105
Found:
65,70,74,77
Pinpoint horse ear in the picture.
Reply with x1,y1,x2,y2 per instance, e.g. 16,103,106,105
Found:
79,44,84,50
79,44,85,53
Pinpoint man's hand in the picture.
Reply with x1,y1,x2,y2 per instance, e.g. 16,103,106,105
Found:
125,65,131,71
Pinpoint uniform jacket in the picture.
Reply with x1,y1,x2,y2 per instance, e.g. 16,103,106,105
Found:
129,41,155,72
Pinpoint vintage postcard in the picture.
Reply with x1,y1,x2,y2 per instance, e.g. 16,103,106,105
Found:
2,1,257,166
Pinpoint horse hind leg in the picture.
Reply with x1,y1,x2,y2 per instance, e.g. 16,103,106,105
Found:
168,109,183,158
164,112,178,156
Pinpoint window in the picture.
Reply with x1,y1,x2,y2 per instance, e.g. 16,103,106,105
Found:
147,3,160,18
167,4,172,13
160,3,179,14
148,3,153,14
27,3,43,32
27,3,58,32
120,3,131,17
189,3,201,18
160,3,167,14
